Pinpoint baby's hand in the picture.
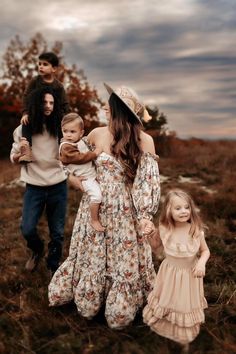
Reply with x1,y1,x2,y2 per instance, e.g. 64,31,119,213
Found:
192,261,206,278
21,114,29,125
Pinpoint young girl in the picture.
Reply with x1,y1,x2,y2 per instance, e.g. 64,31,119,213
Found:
143,189,210,350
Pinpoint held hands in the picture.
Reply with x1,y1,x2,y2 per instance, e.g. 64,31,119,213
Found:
140,219,160,251
21,114,29,125
192,260,206,278
139,219,154,235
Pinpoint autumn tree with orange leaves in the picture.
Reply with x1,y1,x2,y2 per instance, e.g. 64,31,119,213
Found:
0,33,103,156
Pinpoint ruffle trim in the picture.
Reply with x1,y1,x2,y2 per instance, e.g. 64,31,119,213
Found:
142,152,160,161
161,239,200,257
143,293,206,328
105,277,144,329
48,259,75,306
107,276,144,305
148,319,200,344
73,272,106,318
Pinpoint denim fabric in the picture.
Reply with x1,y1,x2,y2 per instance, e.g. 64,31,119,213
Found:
21,180,67,269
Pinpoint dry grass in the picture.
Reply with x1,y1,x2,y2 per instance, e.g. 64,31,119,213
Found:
0,140,236,354
0,159,20,184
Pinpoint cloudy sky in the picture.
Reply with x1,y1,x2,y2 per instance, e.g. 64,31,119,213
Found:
1,0,235,139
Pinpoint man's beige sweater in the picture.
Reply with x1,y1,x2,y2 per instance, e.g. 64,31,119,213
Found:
10,125,67,186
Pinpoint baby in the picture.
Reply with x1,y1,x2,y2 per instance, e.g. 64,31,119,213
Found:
60,113,104,232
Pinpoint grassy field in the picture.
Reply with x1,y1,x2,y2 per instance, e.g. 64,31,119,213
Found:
0,139,235,354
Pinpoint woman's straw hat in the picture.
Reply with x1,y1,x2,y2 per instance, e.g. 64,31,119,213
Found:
104,82,148,124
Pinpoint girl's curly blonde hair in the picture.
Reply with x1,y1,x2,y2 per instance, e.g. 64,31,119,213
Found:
160,189,205,238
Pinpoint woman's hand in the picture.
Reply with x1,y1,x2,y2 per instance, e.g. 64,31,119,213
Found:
94,147,103,157
68,174,86,192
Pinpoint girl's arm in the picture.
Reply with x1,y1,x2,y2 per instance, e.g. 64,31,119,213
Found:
192,232,210,277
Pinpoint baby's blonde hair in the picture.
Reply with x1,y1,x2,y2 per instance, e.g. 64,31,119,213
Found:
61,112,84,130
159,189,204,238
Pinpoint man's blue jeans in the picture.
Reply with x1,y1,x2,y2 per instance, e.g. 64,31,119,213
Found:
21,180,67,270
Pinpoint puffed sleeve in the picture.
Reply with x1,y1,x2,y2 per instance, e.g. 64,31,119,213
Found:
131,153,161,220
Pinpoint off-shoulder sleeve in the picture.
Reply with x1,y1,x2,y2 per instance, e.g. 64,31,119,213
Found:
131,153,161,220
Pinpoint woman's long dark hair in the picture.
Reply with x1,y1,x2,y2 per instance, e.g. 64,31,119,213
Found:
109,94,143,182
27,87,62,137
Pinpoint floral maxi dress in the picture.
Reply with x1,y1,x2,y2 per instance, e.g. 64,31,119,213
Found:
48,152,160,329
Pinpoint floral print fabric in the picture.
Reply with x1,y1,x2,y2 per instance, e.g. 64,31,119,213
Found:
48,152,160,329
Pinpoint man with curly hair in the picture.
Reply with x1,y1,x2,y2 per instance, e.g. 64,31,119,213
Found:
10,87,67,275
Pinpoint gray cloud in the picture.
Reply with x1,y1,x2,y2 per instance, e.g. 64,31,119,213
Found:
0,0,235,139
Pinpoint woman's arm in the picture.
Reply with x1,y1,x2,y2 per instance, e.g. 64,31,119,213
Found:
87,127,102,146
140,132,156,154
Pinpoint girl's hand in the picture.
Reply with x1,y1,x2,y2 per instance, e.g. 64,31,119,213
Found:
192,261,206,278
139,220,161,251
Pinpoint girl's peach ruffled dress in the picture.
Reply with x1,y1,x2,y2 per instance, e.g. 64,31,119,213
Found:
143,231,207,344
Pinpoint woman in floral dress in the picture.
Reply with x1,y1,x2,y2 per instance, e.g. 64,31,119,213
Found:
48,83,161,329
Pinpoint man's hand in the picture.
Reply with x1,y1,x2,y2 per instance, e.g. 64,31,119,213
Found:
19,137,29,149
21,114,29,125
12,152,22,163
68,174,86,191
